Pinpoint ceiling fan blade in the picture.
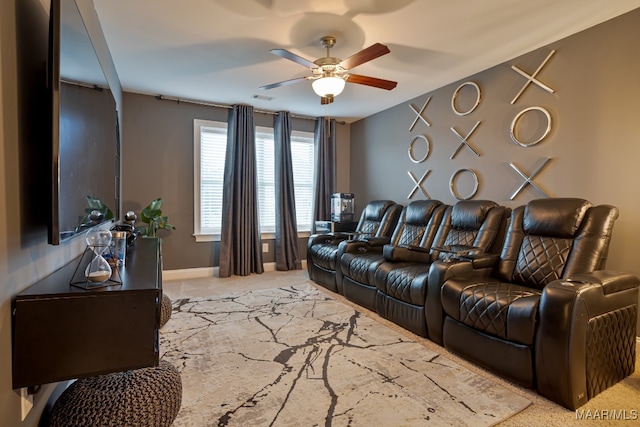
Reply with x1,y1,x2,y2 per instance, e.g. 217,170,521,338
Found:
347,74,397,90
320,95,334,105
270,49,317,69
339,43,390,70
260,76,311,90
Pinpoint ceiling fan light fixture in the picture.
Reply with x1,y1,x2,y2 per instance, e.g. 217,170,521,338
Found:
264,37,396,103
312,76,346,98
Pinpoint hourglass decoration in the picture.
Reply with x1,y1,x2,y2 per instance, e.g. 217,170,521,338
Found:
71,229,122,289
85,229,112,283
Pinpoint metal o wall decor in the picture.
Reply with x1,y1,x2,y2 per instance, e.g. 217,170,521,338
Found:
510,106,552,147
408,135,431,163
451,81,481,116
449,168,479,201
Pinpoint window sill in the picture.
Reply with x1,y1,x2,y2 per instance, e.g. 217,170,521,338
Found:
193,231,311,243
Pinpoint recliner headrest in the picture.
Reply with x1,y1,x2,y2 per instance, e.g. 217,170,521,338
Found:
363,200,395,221
404,200,442,225
451,200,498,230
523,198,592,238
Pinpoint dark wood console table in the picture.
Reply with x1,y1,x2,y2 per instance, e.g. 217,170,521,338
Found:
12,238,162,389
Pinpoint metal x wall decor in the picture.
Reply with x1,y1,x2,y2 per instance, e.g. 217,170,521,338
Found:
401,49,558,202
408,97,432,131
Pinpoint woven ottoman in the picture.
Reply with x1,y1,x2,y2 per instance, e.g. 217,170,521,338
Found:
160,294,173,328
49,360,182,427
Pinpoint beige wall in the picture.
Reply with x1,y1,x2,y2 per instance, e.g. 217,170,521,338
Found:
122,93,351,270
1,1,121,425
1,1,77,426
350,9,640,332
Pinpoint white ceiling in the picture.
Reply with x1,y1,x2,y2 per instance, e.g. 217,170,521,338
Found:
93,0,640,123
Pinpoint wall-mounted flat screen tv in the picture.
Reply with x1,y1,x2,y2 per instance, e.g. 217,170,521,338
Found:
49,0,120,244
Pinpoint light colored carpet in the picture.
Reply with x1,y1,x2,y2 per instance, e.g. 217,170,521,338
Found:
160,282,531,426
163,270,640,426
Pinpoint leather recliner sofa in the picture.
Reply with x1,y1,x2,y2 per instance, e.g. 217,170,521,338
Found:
339,200,447,311
428,198,638,410
307,200,402,293
373,200,510,338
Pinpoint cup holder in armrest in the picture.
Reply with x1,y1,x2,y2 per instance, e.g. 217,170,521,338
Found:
407,245,430,253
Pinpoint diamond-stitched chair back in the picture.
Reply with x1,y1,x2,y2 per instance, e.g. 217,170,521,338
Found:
495,198,618,290
307,200,402,293
389,200,445,248
355,200,402,238
431,200,510,261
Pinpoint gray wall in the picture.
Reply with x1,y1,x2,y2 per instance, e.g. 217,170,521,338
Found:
0,1,121,425
350,9,640,333
121,93,351,270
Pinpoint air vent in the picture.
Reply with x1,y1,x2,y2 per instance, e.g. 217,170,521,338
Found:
252,94,274,101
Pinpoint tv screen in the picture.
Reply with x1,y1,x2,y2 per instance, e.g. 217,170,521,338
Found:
49,0,119,244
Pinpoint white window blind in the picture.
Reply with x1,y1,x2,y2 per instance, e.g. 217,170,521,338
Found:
194,120,228,236
290,130,315,232
255,127,275,233
194,119,314,241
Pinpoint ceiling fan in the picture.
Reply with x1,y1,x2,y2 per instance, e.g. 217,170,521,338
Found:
260,36,398,105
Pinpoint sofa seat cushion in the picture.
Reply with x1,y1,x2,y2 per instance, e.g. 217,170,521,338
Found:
375,263,430,306
442,280,542,345
341,253,385,285
310,243,340,270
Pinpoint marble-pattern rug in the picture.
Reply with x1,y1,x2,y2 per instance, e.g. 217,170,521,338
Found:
160,283,531,426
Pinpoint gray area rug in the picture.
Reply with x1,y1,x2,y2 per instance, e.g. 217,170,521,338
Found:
160,283,531,426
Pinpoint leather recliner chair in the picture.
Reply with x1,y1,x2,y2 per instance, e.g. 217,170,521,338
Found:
429,198,638,410
339,200,447,311
373,200,509,338
307,200,402,293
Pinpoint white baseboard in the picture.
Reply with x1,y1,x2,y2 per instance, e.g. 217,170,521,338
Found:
163,260,307,281
163,267,217,281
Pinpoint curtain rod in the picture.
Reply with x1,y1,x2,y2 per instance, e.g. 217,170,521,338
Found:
155,95,316,121
62,78,105,91
155,95,346,124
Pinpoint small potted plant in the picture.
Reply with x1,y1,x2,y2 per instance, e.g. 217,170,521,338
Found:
138,198,175,238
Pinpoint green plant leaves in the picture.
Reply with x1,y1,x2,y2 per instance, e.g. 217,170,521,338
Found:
139,198,175,237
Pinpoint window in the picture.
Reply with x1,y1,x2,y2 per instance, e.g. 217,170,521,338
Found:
194,120,227,238
289,131,315,232
193,119,315,241
255,128,275,233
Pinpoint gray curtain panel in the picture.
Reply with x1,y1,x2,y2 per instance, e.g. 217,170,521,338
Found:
312,117,336,233
219,104,264,277
274,111,302,271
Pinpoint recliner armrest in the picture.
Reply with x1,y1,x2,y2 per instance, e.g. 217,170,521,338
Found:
308,233,350,247
382,244,431,263
341,240,385,254
536,270,639,410
361,236,390,246
458,253,500,269
567,270,639,295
